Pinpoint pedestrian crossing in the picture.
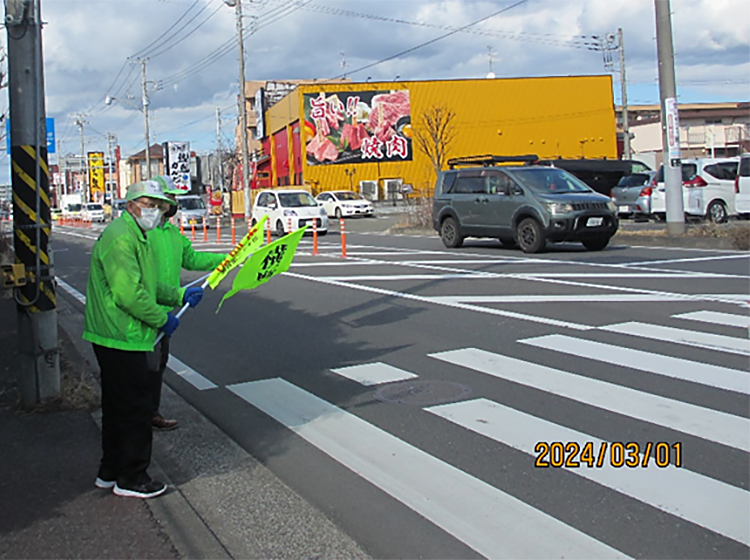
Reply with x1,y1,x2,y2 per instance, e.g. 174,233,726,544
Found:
226,308,749,558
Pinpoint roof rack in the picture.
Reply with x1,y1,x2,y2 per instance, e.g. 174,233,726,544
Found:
447,154,539,169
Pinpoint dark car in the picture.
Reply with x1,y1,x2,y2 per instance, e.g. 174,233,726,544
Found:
432,155,619,253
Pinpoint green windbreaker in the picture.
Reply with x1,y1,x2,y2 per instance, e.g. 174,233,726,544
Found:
147,221,226,311
83,211,184,351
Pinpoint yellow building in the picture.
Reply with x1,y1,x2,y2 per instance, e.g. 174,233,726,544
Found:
255,75,617,199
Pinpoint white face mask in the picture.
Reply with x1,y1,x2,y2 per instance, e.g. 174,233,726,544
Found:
135,206,163,231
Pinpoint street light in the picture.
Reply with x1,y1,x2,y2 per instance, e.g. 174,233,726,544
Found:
105,94,151,181
105,60,154,180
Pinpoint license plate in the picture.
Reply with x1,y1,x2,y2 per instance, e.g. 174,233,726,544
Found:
586,217,603,227
189,219,197,224
618,205,629,212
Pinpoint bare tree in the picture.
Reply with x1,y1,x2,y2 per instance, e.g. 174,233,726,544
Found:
413,105,457,177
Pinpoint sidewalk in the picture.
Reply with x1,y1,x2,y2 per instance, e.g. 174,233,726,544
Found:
0,291,369,559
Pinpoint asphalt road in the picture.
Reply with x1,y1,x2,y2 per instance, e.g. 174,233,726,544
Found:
52,216,750,559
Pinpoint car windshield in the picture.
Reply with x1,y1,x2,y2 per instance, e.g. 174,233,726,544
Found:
279,192,318,207
510,168,592,194
334,191,361,201
178,198,205,210
68,203,82,212
87,204,103,211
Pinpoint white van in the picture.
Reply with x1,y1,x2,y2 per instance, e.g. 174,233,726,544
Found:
650,157,739,223
251,189,328,236
735,154,750,219
175,194,210,229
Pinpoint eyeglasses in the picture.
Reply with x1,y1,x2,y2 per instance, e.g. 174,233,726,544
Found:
133,198,161,210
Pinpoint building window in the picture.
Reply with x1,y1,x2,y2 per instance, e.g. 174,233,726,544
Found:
705,118,723,124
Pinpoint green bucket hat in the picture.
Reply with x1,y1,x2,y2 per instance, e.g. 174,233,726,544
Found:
125,180,175,205
153,175,184,196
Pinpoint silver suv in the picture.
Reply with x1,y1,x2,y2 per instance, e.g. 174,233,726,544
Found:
432,155,619,253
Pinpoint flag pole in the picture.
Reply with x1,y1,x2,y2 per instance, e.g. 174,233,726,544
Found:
154,278,210,346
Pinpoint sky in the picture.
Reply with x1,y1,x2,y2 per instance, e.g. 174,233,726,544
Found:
0,0,748,183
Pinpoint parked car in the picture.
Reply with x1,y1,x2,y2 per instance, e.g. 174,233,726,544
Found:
112,199,127,219
432,155,618,253
610,172,656,220
175,194,210,229
83,203,106,223
315,190,374,218
735,154,750,219
251,189,328,237
535,158,652,196
650,157,739,223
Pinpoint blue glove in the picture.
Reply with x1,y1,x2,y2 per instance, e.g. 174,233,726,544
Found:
160,312,179,337
183,287,203,308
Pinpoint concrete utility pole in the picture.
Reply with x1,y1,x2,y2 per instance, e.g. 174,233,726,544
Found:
216,107,224,191
75,115,87,200
225,0,251,220
106,132,116,203
654,0,685,234
140,59,152,179
617,28,631,160
5,0,60,405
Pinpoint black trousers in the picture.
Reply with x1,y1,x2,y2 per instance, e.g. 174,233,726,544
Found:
93,344,153,485
146,337,170,415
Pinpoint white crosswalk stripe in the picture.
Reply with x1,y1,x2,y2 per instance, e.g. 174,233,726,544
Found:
227,378,627,559
426,398,750,546
518,334,750,395
672,310,750,329
330,362,417,385
429,348,750,452
599,321,750,356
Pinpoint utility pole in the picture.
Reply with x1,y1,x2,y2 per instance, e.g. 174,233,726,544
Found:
654,0,685,235
75,115,87,200
5,0,60,405
106,132,116,204
617,28,631,160
140,59,152,179
215,107,224,191
226,0,251,220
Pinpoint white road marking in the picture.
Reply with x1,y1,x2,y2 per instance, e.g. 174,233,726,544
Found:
519,334,750,396
284,272,593,330
330,362,418,385
227,378,627,559
428,294,716,304
56,277,87,304
429,348,750,452
427,398,750,547
600,322,750,356
673,310,750,329
167,356,217,390
622,254,750,267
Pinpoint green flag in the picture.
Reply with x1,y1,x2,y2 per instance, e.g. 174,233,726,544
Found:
216,225,308,312
206,215,267,289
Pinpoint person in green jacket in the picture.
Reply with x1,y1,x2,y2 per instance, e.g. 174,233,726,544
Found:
83,180,204,499
146,175,227,431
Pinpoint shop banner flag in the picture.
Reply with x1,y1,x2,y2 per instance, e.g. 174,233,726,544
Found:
207,215,267,289
217,226,308,312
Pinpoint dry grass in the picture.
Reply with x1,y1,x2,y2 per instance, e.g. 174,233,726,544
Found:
392,197,433,232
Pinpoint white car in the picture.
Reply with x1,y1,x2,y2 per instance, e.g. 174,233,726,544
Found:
83,203,106,223
650,157,739,223
251,189,328,236
735,154,750,219
315,190,374,219
176,194,210,229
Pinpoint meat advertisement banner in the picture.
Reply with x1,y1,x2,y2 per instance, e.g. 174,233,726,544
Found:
303,89,412,166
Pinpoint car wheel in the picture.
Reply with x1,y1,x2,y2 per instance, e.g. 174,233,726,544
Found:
275,220,286,237
334,207,343,219
706,201,727,224
250,218,257,228
582,237,610,251
440,217,464,248
516,218,545,253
